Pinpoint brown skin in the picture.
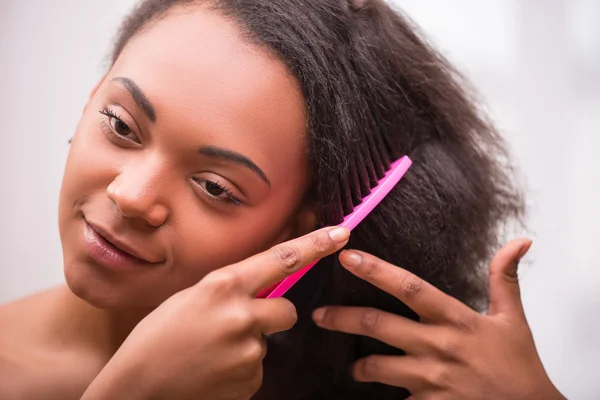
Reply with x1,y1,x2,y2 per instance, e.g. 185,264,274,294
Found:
1,7,315,399
0,6,564,400
60,7,315,310
77,238,566,400
82,226,352,400
313,240,566,400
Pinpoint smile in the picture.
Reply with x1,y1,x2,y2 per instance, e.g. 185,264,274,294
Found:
83,220,163,270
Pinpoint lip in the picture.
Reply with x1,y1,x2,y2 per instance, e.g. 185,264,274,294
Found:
83,220,163,270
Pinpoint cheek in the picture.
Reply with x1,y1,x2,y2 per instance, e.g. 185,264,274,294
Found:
60,118,122,201
169,203,297,281
58,121,120,234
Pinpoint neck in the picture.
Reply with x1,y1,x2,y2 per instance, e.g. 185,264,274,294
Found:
50,285,153,358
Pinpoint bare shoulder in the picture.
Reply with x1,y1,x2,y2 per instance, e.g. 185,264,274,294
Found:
0,286,87,399
0,286,63,344
0,352,84,400
0,348,41,400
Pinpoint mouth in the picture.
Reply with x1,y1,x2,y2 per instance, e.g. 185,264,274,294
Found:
83,219,163,270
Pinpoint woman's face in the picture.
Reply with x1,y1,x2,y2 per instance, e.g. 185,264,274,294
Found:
58,7,313,308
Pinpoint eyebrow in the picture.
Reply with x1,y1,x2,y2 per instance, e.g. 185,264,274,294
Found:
112,77,157,123
198,145,270,186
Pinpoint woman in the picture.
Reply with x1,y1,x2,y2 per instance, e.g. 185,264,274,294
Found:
0,0,564,399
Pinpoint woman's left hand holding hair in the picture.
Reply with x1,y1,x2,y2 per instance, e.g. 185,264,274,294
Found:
312,240,567,400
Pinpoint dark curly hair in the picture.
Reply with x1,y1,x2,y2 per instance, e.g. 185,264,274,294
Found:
110,0,524,398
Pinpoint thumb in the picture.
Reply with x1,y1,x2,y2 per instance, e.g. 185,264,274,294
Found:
488,238,532,318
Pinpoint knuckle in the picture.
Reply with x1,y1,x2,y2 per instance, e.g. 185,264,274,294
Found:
435,335,462,360
358,356,379,380
426,364,451,389
272,245,301,274
204,270,239,292
398,273,423,300
451,312,479,334
491,266,519,285
309,232,333,254
241,340,266,365
363,258,381,278
360,308,381,333
503,270,519,284
227,308,255,332
490,252,520,276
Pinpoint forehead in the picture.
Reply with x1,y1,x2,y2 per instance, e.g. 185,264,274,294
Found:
108,6,308,185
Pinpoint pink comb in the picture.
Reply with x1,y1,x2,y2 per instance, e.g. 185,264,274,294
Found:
257,155,412,299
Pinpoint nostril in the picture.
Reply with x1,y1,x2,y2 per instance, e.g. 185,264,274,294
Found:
105,174,169,226
146,204,169,227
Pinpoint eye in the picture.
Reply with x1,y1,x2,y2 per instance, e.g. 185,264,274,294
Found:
99,107,140,144
193,178,241,206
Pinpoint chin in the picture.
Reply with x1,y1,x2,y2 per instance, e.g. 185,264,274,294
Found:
64,261,126,309
63,259,163,310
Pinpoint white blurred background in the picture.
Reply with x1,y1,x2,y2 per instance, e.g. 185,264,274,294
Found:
1,1,598,398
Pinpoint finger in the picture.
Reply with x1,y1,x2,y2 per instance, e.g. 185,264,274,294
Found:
488,238,532,318
405,394,447,400
228,226,349,295
352,355,426,392
313,306,426,354
252,298,298,334
339,250,472,323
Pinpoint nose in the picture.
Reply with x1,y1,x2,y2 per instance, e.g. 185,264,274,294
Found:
106,163,170,227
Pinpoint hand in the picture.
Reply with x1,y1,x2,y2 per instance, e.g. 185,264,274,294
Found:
82,226,350,400
312,239,567,400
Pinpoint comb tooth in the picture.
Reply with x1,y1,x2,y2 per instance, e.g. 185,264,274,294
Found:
264,156,412,299
374,157,386,180
356,150,371,198
368,135,386,180
320,203,333,227
364,127,384,179
349,153,363,206
381,130,400,161
331,189,345,224
362,102,393,172
340,174,354,216
373,129,391,172
363,145,379,188
375,131,393,173
320,182,344,226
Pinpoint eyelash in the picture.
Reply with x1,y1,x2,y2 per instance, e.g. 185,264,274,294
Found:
193,178,242,206
99,107,241,207
99,107,137,144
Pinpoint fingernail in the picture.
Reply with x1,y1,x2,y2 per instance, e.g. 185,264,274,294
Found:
328,227,350,244
341,250,362,268
517,240,533,261
312,307,326,324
